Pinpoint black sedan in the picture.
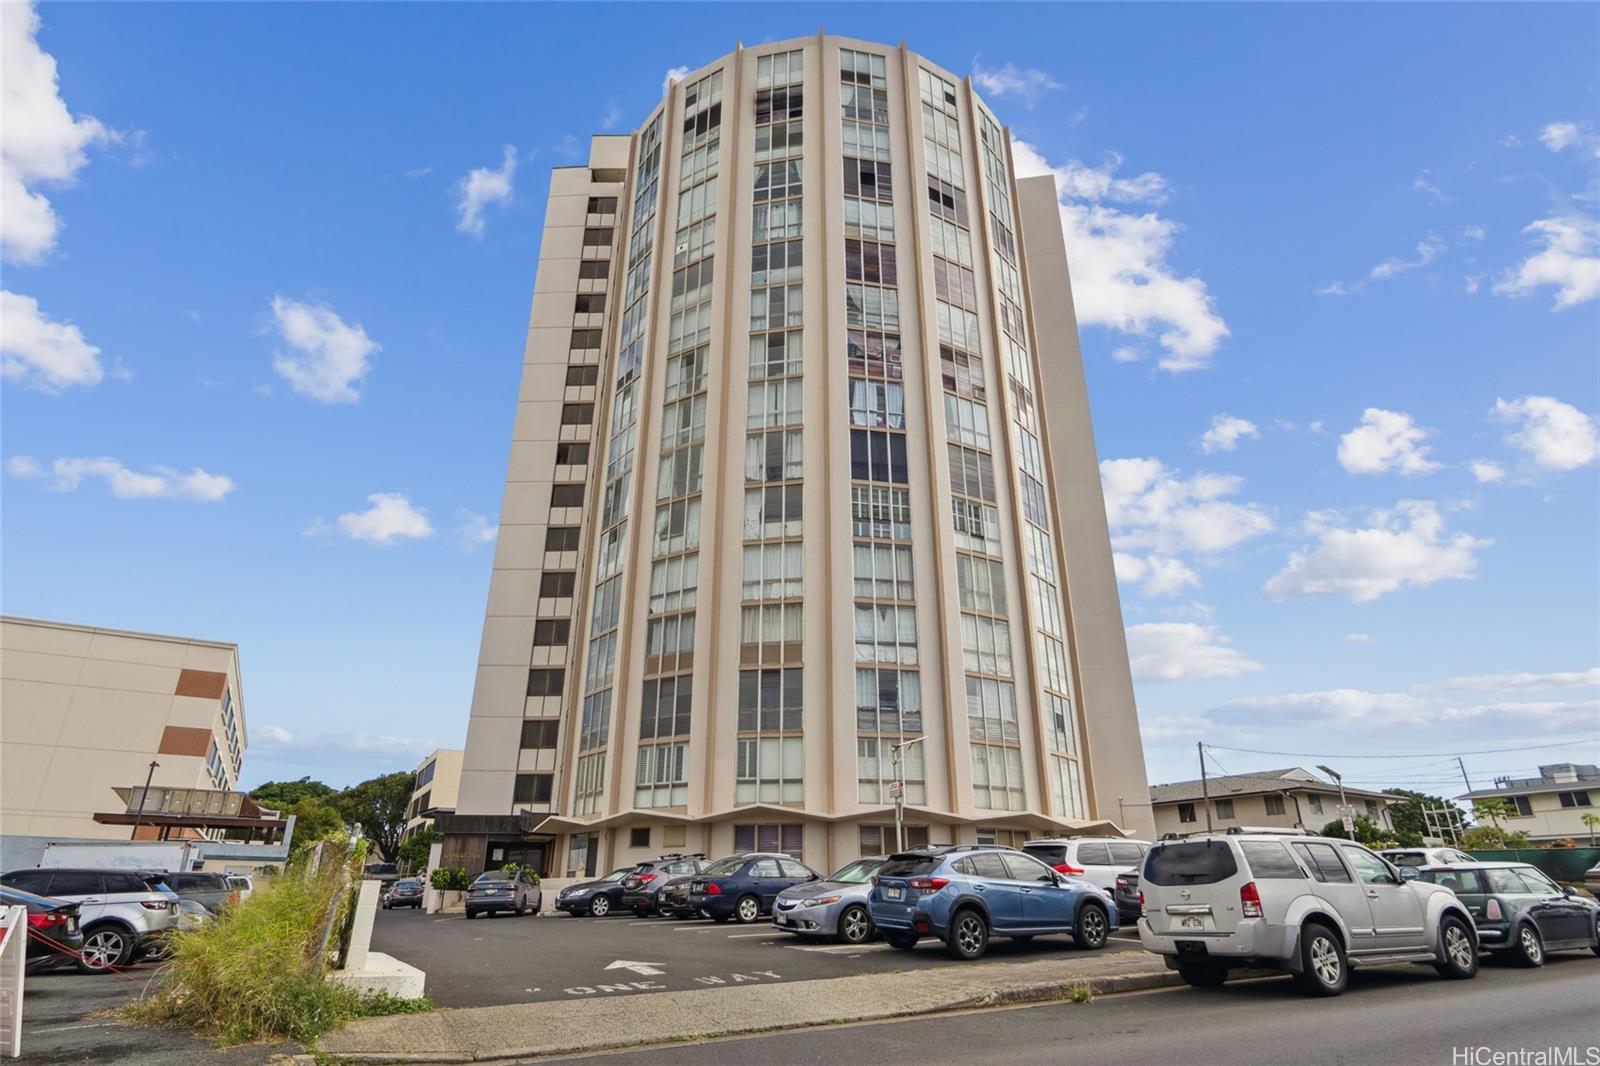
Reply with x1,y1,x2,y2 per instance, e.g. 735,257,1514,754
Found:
1417,862,1600,965
1,885,84,972
554,868,632,917
1112,868,1142,923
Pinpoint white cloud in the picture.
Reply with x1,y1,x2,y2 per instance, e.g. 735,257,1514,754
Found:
1412,173,1451,206
1212,689,1433,726
6,454,234,501
1493,216,1600,310
1125,622,1262,682
1264,500,1488,603
251,725,437,757
1538,121,1598,155
1012,139,1227,372
255,724,295,745
269,295,379,404
1315,281,1349,297
662,66,690,96
1469,460,1506,484
309,492,434,545
1337,408,1442,476
1345,633,1374,645
454,144,517,239
0,289,104,391
1492,395,1599,472
1113,552,1200,598
1199,414,1259,454
1139,715,1211,742
1437,698,1599,728
0,3,112,264
1110,346,1141,364
1462,225,1485,241
454,510,498,550
599,103,623,131
970,59,1063,107
1429,667,1600,693
1370,234,1445,280
1464,274,1485,295
1101,457,1274,556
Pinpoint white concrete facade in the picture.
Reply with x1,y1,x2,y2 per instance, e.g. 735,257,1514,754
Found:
0,615,246,841
446,36,1151,880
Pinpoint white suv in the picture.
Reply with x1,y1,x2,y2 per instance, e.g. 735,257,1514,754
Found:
1023,837,1151,894
1137,832,1479,996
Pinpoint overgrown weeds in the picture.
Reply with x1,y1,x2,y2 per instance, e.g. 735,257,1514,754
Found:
124,842,430,1046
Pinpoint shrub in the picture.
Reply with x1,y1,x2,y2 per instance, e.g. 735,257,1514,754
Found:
1066,983,1095,1004
125,841,430,1045
430,867,470,891
500,863,540,883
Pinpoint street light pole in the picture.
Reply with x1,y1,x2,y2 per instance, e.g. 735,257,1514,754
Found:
890,737,926,854
130,760,159,840
1318,765,1350,836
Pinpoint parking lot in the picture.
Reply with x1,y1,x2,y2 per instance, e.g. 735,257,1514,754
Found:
372,905,1145,1008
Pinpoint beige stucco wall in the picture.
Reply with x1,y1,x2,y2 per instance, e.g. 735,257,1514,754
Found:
1151,789,1395,837
1500,790,1599,842
0,616,245,840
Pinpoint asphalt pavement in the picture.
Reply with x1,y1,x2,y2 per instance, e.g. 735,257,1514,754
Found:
540,953,1600,1065
371,901,1145,1008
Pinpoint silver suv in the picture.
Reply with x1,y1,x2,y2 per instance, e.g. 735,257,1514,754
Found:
1136,832,1479,995
0,867,179,972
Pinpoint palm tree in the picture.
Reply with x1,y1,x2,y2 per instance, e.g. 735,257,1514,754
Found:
1472,797,1516,829
1582,812,1600,847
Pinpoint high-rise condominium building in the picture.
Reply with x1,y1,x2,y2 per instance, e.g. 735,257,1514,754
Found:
440,35,1151,881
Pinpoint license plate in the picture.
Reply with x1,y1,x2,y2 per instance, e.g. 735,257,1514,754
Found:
776,914,790,925
1181,916,1205,929
885,886,903,901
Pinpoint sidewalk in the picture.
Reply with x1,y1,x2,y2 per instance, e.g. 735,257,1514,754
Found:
316,949,1181,1063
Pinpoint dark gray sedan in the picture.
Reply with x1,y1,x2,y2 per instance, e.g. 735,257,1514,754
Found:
465,869,542,918
771,857,885,944
1417,862,1600,965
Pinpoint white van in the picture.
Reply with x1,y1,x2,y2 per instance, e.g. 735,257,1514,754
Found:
1023,837,1151,893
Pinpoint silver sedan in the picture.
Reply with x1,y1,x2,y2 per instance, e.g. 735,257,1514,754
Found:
771,857,886,944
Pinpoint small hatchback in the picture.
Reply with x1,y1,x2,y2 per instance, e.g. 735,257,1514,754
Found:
687,853,820,923
620,854,707,916
1137,832,1479,996
1415,863,1600,965
464,869,541,919
868,845,1115,960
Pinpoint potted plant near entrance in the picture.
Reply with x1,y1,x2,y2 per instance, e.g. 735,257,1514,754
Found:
427,867,471,912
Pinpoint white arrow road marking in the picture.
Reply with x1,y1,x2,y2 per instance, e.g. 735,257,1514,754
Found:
605,959,666,975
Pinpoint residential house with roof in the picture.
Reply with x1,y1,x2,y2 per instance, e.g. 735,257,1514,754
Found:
1148,767,1397,837
1458,763,1598,844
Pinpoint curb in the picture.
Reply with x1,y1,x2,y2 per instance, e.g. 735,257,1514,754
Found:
315,968,1188,1064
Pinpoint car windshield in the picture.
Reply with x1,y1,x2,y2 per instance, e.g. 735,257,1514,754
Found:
1385,852,1427,867
701,857,746,877
395,880,420,889
826,859,885,884
473,872,511,884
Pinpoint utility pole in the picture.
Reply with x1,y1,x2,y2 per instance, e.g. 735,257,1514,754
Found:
890,737,926,853
1456,757,1474,793
1198,742,1213,832
130,760,159,840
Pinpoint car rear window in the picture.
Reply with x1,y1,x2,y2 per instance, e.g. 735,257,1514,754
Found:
1239,841,1305,879
878,856,942,878
1386,852,1427,867
1417,869,1487,894
1022,844,1066,866
1143,841,1239,886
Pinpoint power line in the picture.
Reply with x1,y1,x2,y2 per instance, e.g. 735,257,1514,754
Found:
1203,738,1598,760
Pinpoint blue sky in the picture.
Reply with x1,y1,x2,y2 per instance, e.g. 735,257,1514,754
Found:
4,3,1596,804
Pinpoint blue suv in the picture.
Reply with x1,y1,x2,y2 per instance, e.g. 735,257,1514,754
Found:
868,845,1115,960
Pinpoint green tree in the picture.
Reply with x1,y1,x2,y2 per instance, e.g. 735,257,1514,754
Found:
1472,797,1517,829
396,826,442,875
332,772,414,862
1380,789,1456,848
283,798,347,858
249,777,338,811
1321,815,1389,845
1582,812,1600,847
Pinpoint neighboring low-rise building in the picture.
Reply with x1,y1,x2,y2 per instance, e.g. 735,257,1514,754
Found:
1459,763,1598,844
0,615,248,846
1149,767,1397,837
403,748,463,838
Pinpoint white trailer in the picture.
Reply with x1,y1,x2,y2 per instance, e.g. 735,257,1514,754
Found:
37,840,202,873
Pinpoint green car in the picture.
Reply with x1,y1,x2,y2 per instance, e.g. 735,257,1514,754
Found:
1415,862,1600,966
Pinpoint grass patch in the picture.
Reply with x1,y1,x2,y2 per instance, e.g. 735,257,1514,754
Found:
1065,983,1095,1004
124,843,431,1046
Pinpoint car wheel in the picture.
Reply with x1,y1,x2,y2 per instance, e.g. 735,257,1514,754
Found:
590,896,611,918
1177,962,1228,988
885,931,920,950
76,926,132,974
946,909,990,960
1294,922,1348,996
1073,902,1109,950
515,897,527,917
735,895,761,924
1591,916,1600,957
836,905,871,945
1433,915,1478,979
1510,923,1544,968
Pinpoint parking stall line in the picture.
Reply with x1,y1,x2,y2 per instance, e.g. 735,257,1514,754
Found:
789,942,895,954
724,932,780,939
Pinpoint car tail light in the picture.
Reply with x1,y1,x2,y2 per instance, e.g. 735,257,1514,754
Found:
637,874,657,884
141,900,170,911
1240,881,1263,918
1485,899,1502,921
1053,864,1085,876
703,882,721,895
906,877,949,892
27,912,67,929
1138,891,1145,906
